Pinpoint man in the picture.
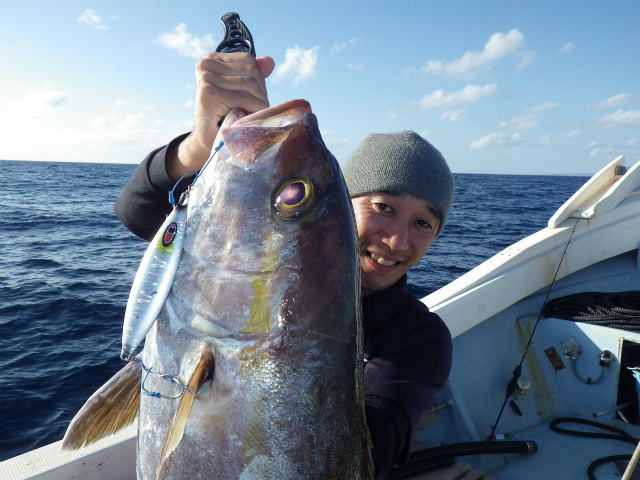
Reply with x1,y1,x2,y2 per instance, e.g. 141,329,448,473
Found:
114,52,453,479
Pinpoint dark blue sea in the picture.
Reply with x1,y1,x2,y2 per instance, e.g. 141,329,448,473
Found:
0,159,589,461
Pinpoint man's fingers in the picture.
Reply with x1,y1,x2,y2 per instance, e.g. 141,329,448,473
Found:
196,53,269,110
256,56,275,79
198,71,269,113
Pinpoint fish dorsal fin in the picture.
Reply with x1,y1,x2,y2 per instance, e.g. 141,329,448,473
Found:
156,349,215,479
61,360,141,451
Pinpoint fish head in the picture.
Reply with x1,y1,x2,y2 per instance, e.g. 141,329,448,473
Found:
173,99,360,348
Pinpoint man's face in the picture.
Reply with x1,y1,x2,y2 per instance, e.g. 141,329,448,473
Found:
351,192,441,296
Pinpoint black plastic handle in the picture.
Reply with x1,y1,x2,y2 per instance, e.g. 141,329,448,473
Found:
215,12,255,56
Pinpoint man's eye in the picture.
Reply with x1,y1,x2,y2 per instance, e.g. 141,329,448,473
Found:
375,203,391,212
417,219,433,230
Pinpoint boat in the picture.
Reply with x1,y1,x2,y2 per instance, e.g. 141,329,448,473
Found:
407,155,640,479
2,155,639,480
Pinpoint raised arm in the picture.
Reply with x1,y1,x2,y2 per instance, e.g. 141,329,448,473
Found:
114,53,274,240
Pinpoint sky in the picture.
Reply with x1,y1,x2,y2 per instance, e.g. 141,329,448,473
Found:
1,1,639,175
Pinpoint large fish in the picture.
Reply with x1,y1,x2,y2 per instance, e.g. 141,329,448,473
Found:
62,99,373,479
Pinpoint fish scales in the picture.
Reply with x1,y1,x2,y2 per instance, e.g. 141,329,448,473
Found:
60,99,371,478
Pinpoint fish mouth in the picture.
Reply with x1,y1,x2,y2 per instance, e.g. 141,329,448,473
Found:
227,99,311,128
220,108,249,128
220,100,314,166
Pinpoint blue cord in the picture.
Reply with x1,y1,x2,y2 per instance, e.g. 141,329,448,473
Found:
167,141,225,206
133,356,195,399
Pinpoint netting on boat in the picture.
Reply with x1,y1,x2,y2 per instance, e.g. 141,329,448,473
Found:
543,291,640,332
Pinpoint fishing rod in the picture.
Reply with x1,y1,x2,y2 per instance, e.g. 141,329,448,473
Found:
215,12,255,127
488,218,581,439
216,12,256,55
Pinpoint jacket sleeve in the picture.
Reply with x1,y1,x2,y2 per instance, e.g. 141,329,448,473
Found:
365,394,412,479
364,299,453,478
114,134,190,241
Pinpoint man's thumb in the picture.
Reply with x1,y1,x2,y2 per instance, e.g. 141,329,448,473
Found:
256,56,275,79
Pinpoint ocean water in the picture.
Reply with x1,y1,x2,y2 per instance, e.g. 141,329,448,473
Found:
0,159,589,461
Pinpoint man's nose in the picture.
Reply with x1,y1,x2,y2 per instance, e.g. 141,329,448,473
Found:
383,222,409,251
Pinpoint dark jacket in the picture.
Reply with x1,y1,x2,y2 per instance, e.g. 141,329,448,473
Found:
362,275,452,477
114,139,453,479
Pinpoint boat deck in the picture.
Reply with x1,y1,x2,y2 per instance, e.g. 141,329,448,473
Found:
405,417,638,480
401,460,500,480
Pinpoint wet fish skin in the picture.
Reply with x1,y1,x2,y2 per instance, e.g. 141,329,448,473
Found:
137,99,371,479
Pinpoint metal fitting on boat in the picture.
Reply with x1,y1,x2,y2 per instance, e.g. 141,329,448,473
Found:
515,378,531,395
599,350,613,367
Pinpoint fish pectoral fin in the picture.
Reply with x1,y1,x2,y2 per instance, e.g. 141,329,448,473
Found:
156,348,215,477
60,360,141,452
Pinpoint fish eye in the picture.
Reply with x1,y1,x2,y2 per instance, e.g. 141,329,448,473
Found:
274,178,316,218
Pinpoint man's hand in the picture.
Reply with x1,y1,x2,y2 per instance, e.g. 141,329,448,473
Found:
168,52,275,180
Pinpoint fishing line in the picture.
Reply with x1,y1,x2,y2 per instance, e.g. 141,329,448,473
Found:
132,356,195,399
168,170,197,207
489,218,581,439
168,140,225,207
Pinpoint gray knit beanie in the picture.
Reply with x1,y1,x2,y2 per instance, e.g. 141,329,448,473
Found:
342,130,454,235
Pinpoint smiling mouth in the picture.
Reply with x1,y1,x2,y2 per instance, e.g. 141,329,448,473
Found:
370,252,397,267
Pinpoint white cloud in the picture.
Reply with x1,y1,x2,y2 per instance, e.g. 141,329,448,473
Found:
78,9,106,30
419,29,524,76
588,94,635,110
516,50,537,69
13,90,70,118
470,132,524,149
515,119,538,129
597,109,640,127
557,42,576,55
539,135,552,146
347,62,365,71
0,94,191,163
497,101,558,130
585,140,626,159
273,46,320,85
115,97,157,111
440,110,466,122
418,84,497,110
331,38,359,56
155,24,215,59
568,129,582,138
120,113,146,129
89,116,118,128
525,101,558,113
588,147,601,158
